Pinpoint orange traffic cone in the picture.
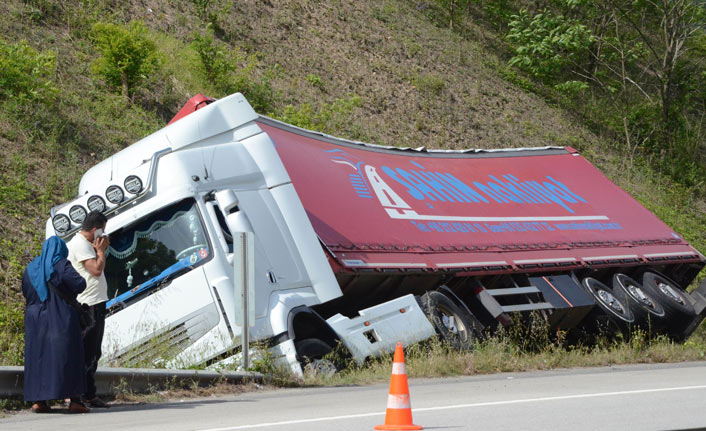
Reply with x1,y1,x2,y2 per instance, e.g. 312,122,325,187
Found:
375,342,423,430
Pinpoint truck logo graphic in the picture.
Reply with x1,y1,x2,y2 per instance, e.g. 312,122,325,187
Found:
326,149,373,199
327,150,611,224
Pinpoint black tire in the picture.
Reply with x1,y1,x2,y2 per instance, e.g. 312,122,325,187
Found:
421,291,479,350
581,277,635,335
294,338,333,363
640,272,697,338
612,273,666,333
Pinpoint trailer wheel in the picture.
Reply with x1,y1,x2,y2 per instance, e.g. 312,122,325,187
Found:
612,273,666,333
581,277,635,333
421,291,478,350
640,272,696,339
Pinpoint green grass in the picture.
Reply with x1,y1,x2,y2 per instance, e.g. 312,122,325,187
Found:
300,326,706,387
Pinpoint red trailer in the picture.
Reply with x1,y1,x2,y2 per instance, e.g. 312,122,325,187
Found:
256,116,706,342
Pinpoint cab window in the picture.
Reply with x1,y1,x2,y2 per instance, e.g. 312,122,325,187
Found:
105,199,211,307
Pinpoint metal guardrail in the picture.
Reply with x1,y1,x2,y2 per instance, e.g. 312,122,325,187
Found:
0,366,263,398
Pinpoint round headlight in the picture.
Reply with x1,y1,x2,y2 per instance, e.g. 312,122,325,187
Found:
52,214,71,234
69,205,87,223
87,195,106,213
124,175,143,194
106,185,124,204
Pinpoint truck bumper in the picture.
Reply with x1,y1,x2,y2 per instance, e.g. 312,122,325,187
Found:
325,294,436,364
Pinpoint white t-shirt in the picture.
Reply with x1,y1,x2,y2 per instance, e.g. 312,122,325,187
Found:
67,233,109,306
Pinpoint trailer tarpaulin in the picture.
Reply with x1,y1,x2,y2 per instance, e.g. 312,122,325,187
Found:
258,118,703,271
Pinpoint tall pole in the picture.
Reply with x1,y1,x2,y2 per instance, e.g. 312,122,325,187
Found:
234,232,254,371
240,232,250,370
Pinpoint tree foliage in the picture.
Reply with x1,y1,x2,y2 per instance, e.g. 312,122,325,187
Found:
90,21,159,104
507,10,594,82
500,0,706,187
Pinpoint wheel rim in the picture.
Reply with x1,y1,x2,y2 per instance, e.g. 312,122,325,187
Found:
616,274,665,317
626,283,656,309
657,281,686,305
437,304,467,339
597,289,626,314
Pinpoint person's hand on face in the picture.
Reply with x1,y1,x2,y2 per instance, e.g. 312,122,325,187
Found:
93,228,109,252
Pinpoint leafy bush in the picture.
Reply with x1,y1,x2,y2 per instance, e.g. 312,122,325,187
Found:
275,95,362,135
90,21,159,103
553,80,588,96
191,31,274,112
0,39,56,102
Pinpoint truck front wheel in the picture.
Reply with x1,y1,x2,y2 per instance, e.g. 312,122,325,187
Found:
421,291,478,351
294,338,336,376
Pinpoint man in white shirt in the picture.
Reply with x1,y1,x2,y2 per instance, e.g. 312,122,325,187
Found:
67,211,110,408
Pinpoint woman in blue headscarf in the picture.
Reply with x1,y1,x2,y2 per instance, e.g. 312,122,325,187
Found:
23,236,89,413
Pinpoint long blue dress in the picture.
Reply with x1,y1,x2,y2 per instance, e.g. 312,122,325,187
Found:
23,258,87,402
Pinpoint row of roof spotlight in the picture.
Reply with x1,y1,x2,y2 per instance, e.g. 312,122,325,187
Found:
52,175,143,234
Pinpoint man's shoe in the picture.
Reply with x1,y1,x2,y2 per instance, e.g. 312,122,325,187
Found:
68,401,90,414
31,402,51,413
86,397,109,408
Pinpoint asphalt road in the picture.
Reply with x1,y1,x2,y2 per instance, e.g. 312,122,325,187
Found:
4,361,706,431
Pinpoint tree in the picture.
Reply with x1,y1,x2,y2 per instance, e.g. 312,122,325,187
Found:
436,0,471,29
90,21,158,104
506,0,706,173
613,0,705,153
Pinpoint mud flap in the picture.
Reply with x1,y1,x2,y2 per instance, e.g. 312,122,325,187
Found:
680,279,706,340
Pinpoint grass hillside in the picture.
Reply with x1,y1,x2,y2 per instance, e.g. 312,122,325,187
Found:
0,0,704,366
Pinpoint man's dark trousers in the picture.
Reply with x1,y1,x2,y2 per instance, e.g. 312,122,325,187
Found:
83,302,107,399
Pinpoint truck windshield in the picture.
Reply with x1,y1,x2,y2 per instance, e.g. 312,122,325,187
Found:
104,198,210,308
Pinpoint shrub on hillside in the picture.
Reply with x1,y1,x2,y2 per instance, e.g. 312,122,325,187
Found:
191,31,274,112
275,95,362,135
90,21,159,104
0,38,56,103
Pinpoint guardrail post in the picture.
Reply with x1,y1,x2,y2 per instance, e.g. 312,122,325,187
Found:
234,231,255,370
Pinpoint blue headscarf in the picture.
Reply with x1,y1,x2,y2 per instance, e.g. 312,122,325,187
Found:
26,236,69,302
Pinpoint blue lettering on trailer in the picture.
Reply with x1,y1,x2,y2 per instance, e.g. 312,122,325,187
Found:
326,150,602,222
383,165,586,214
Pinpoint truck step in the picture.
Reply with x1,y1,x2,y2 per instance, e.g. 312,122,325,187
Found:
500,303,554,313
487,286,541,296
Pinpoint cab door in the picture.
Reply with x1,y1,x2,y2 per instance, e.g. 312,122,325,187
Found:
213,188,310,319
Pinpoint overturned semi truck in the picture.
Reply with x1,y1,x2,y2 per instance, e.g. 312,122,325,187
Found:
46,93,706,375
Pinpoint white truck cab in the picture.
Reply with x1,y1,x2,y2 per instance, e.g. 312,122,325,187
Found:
46,94,434,374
